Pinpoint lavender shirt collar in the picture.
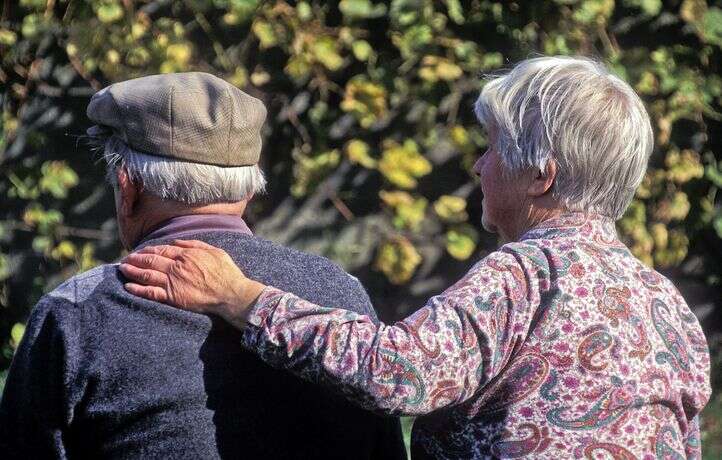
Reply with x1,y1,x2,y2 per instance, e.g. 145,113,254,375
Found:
137,214,252,247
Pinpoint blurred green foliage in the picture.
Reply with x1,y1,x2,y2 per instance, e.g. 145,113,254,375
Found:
1,0,721,452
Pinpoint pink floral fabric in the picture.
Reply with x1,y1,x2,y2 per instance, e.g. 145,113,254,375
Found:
242,213,711,459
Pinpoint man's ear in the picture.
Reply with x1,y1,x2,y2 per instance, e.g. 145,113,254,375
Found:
116,167,140,217
528,159,556,197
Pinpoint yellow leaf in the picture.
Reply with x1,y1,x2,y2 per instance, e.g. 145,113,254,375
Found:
346,139,376,168
312,37,344,71
10,323,26,349
166,43,191,66
252,20,277,49
374,237,422,284
341,77,387,127
434,195,468,223
378,140,432,189
51,240,77,261
446,224,478,260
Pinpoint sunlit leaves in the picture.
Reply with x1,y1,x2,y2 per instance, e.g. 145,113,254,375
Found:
378,140,431,189
0,29,17,46
339,0,387,20
51,240,77,262
572,0,615,25
374,236,422,284
665,150,705,184
291,149,341,197
419,56,463,83
39,162,79,199
380,191,427,231
95,1,124,24
701,8,722,47
252,20,278,49
351,40,373,61
311,36,344,71
23,205,63,234
434,196,468,223
345,139,377,168
161,43,193,73
680,0,707,24
444,0,465,24
445,224,478,260
341,77,388,127
10,324,25,350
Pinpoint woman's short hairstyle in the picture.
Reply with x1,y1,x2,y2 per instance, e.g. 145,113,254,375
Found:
99,135,266,205
474,56,654,220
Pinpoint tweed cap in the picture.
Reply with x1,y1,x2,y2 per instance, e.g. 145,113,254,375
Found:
87,72,266,166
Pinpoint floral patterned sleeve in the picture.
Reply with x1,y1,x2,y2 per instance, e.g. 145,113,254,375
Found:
241,249,539,416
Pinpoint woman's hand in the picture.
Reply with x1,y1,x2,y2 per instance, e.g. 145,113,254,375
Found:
118,239,266,328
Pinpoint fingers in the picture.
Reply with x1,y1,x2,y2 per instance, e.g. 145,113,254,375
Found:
118,263,168,288
171,239,217,250
133,244,186,260
123,252,174,272
124,283,169,303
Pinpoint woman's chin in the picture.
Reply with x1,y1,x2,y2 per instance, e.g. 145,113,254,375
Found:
481,214,498,234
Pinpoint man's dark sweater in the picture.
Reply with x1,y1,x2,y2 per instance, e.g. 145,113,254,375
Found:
0,215,406,459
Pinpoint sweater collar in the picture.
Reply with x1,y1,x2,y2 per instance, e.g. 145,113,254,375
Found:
136,214,252,248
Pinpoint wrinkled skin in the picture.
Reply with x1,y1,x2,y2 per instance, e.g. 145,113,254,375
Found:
119,239,265,328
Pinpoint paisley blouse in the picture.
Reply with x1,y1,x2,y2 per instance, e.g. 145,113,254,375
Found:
241,213,711,459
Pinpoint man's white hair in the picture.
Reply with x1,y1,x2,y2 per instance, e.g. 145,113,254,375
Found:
474,56,654,220
102,135,266,205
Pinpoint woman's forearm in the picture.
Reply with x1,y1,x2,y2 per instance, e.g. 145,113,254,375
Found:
240,287,485,415
240,256,531,417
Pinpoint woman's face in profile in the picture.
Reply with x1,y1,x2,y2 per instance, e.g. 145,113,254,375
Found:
473,131,530,240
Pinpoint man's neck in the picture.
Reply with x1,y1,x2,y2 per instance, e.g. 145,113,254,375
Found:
126,195,249,248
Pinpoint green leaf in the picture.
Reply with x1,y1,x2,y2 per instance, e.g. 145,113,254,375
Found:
339,0,387,19
445,0,465,24
346,140,377,168
446,224,478,260
96,2,124,24
0,29,17,45
296,2,313,21
39,161,79,199
352,40,373,61
252,20,277,49
312,37,344,71
378,140,432,189
707,162,722,188
10,323,25,349
702,8,722,47
21,14,41,38
434,195,468,223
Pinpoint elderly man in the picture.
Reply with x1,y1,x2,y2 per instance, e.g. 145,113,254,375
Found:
119,57,711,459
0,73,406,459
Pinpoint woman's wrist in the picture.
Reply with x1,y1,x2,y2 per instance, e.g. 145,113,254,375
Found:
220,278,267,329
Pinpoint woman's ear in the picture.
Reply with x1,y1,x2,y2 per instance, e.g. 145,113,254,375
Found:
528,159,556,197
116,167,140,217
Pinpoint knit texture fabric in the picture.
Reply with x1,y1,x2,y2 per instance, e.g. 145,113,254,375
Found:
0,231,406,459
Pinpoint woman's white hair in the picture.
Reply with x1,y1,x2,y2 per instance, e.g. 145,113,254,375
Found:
474,56,654,220
101,135,266,205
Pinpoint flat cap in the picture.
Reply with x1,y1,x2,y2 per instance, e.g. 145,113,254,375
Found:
87,72,266,167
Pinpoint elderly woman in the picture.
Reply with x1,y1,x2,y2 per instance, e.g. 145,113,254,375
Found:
120,56,711,459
